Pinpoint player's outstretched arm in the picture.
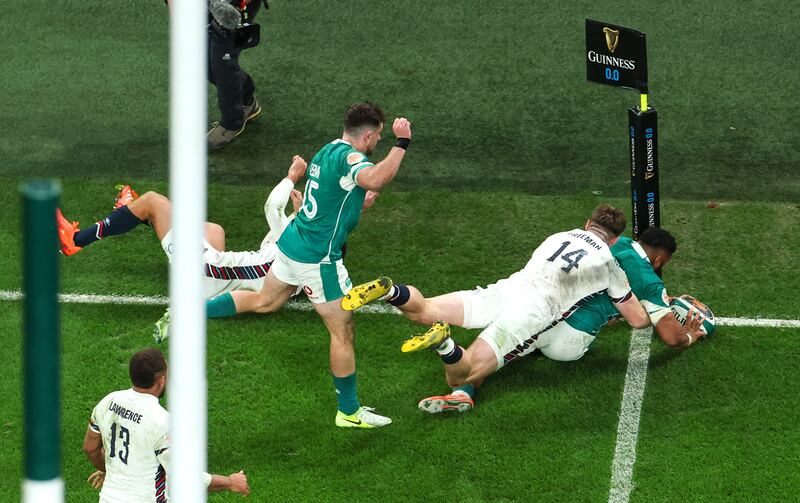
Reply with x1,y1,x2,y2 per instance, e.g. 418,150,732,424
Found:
654,309,705,347
208,471,250,495
82,427,105,472
614,292,651,328
355,118,412,191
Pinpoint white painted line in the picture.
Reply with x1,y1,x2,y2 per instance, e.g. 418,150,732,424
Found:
0,290,401,315
3,290,798,326
715,317,800,328
608,327,653,503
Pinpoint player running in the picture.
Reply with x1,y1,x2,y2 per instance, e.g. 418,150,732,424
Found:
197,102,413,428
82,348,250,501
343,204,655,411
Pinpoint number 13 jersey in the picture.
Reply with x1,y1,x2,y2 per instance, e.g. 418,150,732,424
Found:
89,389,173,503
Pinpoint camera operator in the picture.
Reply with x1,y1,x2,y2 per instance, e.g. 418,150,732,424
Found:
206,0,266,150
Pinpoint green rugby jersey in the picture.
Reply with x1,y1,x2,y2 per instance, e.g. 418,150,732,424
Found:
277,139,373,263
565,236,669,336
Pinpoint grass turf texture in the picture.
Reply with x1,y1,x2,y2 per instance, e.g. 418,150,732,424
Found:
2,0,800,501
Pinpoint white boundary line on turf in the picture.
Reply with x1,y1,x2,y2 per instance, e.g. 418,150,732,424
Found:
2,290,798,326
0,290,402,315
607,327,653,503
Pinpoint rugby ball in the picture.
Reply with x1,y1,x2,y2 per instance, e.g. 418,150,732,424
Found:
669,294,716,338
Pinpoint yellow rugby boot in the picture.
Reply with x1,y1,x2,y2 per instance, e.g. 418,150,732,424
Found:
340,276,393,311
401,321,451,353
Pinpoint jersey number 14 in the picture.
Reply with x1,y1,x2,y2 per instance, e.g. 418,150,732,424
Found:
547,241,587,273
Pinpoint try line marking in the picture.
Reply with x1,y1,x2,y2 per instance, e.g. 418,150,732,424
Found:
608,327,652,503
1,290,797,327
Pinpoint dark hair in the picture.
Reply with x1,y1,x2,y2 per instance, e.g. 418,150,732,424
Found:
129,348,167,388
590,204,626,237
638,227,677,256
344,102,385,134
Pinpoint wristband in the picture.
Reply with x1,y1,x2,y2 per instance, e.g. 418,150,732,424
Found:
686,333,693,345
395,138,411,150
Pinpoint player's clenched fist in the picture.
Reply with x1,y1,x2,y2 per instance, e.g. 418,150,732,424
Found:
287,155,308,183
229,470,250,496
393,117,412,139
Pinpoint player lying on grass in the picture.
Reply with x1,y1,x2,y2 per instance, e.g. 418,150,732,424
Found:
347,227,709,413
83,348,250,500
342,205,653,409
57,156,306,342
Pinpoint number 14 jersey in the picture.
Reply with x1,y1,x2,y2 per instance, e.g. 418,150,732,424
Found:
508,229,632,321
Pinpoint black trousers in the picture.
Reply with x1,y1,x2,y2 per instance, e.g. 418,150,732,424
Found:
208,27,255,131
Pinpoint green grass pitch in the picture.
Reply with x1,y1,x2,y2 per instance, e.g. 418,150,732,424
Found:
2,1,799,502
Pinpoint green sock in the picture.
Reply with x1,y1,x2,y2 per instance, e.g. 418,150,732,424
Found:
332,372,360,415
206,293,237,318
453,383,475,398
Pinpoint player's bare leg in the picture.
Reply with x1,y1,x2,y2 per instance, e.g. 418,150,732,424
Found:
343,278,465,326
227,270,297,314
314,300,391,428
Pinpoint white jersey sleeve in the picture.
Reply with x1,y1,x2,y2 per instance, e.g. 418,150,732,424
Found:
607,258,633,302
261,178,295,249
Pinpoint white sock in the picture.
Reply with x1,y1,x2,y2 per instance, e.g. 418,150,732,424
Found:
435,337,455,355
381,285,398,301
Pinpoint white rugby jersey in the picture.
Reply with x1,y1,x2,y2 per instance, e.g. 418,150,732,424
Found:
507,228,632,320
90,389,171,503
89,389,211,503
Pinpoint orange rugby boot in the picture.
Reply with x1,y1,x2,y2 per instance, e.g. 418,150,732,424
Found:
113,184,139,209
56,208,82,256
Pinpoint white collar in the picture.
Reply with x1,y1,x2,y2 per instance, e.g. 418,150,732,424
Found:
631,241,651,263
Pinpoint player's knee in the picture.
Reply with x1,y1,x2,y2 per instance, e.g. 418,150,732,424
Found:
205,222,226,250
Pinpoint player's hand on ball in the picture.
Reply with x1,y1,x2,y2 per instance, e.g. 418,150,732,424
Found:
229,470,250,496
684,309,706,343
87,470,105,490
393,117,412,139
287,155,307,183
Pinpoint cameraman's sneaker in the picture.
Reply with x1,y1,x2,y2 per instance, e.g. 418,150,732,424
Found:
153,309,170,343
418,392,474,414
242,96,262,125
340,277,393,311
207,122,244,150
335,406,392,429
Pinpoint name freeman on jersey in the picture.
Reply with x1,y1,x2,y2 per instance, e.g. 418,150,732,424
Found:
567,231,603,250
586,50,636,70
108,401,144,424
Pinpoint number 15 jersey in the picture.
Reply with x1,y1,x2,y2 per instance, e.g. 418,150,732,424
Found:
278,139,374,264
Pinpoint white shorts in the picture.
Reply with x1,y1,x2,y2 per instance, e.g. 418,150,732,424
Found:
270,249,352,304
480,318,595,370
458,279,588,369
160,230,273,299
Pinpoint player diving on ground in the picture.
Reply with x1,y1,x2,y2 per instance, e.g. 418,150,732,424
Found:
56,156,310,341
343,206,707,413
